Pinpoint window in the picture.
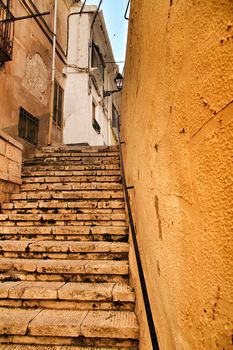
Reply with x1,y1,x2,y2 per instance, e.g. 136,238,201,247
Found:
91,42,105,82
18,107,39,145
0,0,14,63
112,103,119,128
92,100,101,134
53,81,63,128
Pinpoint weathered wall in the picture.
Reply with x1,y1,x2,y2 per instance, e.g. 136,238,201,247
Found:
0,131,23,203
63,5,119,146
121,1,233,349
0,0,71,157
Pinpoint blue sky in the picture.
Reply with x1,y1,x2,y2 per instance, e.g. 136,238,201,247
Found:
85,0,129,72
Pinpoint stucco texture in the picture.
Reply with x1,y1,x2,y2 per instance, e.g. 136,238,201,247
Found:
121,1,233,349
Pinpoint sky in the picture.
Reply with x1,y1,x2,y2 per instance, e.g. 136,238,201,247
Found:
85,0,129,72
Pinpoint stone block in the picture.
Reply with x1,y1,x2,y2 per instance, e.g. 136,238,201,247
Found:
81,311,139,339
0,139,6,156
8,160,21,180
0,308,40,335
0,155,8,180
58,282,115,301
5,143,22,163
29,310,88,337
85,261,128,275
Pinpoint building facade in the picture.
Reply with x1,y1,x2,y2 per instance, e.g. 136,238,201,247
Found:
63,3,120,146
0,0,119,202
0,0,72,158
0,0,119,159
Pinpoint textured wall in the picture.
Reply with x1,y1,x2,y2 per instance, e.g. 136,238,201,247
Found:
0,131,22,203
0,0,69,156
121,1,233,349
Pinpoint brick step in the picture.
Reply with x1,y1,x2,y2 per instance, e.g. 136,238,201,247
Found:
22,169,121,177
35,151,120,158
0,281,135,311
0,258,129,283
0,241,128,260
20,183,123,192
22,164,120,171
22,175,122,183
1,200,125,210
0,308,139,347
0,225,128,242
11,191,124,201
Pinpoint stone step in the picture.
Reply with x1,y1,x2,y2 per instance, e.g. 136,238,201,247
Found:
22,169,121,177
0,346,138,350
20,183,123,192
0,240,128,260
10,191,124,201
0,225,128,242
22,164,120,171
0,258,129,283
40,145,119,153
1,200,125,210
0,213,126,225
22,175,122,184
23,158,120,167
35,151,120,158
0,308,139,347
0,281,135,311
1,208,125,215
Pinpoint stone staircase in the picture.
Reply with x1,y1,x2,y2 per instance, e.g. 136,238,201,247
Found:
0,146,139,350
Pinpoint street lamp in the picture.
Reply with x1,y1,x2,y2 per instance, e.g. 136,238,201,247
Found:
103,73,123,98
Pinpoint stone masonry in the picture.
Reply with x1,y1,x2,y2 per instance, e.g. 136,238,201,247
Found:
0,145,139,350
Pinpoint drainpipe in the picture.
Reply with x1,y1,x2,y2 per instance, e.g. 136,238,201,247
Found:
48,0,58,145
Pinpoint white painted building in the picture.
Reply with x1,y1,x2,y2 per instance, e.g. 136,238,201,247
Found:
63,2,120,146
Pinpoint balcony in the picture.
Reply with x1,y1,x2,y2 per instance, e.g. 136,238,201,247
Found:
0,1,14,63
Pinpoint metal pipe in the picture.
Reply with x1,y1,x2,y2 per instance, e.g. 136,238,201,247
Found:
48,0,58,145
80,0,87,15
90,0,103,32
124,0,130,20
0,11,50,23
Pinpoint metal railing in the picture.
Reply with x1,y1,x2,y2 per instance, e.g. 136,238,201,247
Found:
0,0,14,62
117,116,160,350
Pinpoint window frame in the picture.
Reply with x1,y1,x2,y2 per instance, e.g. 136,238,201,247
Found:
53,81,63,129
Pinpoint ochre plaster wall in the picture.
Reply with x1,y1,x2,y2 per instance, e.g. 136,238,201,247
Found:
0,0,70,157
121,1,233,349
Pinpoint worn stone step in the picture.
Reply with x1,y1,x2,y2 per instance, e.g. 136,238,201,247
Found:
0,281,135,308
0,308,139,346
20,183,123,192
0,213,126,222
1,208,125,216
22,164,120,171
22,175,122,184
40,145,119,153
0,258,129,283
23,158,120,167
22,169,121,177
11,191,124,201
0,345,136,350
0,240,128,260
1,200,125,211
35,151,120,158
0,226,128,242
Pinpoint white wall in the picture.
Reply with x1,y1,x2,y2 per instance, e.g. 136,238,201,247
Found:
63,5,119,146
